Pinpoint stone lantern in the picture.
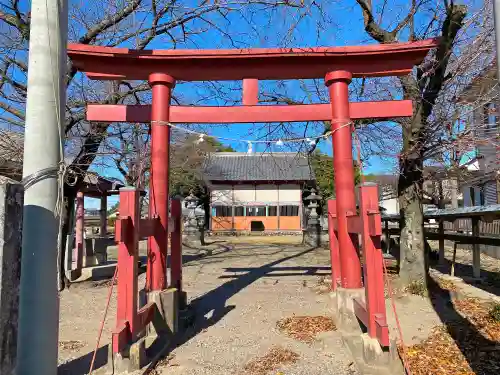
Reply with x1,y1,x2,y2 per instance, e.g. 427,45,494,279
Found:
305,188,322,226
304,188,323,247
183,191,199,237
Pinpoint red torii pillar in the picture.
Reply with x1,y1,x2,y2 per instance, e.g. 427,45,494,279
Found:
147,73,175,292
326,71,362,289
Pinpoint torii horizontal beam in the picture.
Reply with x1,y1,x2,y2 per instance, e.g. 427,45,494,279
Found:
87,100,413,123
68,39,438,81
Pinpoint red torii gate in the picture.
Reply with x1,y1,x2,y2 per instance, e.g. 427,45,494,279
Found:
68,38,437,362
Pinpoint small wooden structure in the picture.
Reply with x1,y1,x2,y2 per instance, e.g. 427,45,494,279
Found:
67,173,123,280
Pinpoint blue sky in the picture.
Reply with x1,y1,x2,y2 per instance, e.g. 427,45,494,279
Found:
81,0,469,208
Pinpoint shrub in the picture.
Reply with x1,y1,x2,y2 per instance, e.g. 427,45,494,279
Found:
406,279,427,297
489,303,500,322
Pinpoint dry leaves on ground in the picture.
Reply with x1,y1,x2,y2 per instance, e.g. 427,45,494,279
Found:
276,315,336,343
435,277,458,292
402,326,474,375
403,298,500,375
59,340,85,351
243,346,299,375
454,298,500,341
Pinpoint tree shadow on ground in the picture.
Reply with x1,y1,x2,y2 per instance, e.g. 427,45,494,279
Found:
433,259,500,297
141,246,323,373
427,275,500,375
386,235,500,294
180,244,310,268
219,265,331,279
59,245,323,374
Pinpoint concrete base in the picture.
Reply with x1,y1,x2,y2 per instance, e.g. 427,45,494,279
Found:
302,227,329,248
78,263,117,281
330,288,405,375
66,263,117,282
361,334,404,373
71,258,146,283
109,337,147,374
339,329,404,375
83,236,114,267
147,288,179,338
108,288,182,373
332,287,366,334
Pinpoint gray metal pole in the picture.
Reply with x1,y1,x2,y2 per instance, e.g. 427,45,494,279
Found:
16,0,68,374
494,0,500,80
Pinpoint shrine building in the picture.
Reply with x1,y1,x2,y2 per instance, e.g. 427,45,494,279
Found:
203,152,315,232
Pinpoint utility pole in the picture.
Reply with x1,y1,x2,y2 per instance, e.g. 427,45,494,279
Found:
16,0,68,374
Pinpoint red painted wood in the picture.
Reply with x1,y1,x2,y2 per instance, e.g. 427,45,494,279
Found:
353,298,389,347
374,314,390,347
139,218,157,238
327,200,340,290
112,320,130,354
346,215,362,234
353,298,368,326
327,71,362,289
86,101,414,124
114,188,140,353
242,79,258,105
359,184,388,346
115,216,132,244
170,199,182,292
68,39,438,81
332,214,381,237
147,74,174,292
136,302,155,334
367,214,382,236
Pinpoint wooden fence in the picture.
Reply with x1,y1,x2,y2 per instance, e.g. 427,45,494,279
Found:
443,219,500,235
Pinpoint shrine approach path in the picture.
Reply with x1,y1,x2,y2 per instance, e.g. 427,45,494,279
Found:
155,237,358,375
57,237,358,375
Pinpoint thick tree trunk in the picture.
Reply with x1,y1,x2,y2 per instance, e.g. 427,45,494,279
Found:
398,155,426,286
397,76,427,287
353,1,467,288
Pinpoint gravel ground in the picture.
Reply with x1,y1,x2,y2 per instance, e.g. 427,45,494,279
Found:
155,242,357,375
58,239,358,375
58,279,119,374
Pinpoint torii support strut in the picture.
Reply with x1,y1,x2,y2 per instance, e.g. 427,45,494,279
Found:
68,38,437,363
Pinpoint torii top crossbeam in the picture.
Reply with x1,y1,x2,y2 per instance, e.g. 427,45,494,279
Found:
68,39,437,81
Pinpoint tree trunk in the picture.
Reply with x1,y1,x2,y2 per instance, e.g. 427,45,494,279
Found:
398,153,427,286
353,1,467,288
397,77,427,287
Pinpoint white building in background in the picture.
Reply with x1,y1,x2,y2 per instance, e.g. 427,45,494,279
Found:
457,62,500,207
370,170,463,215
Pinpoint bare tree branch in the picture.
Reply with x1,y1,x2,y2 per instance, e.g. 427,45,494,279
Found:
355,0,395,43
0,100,24,120
78,0,142,45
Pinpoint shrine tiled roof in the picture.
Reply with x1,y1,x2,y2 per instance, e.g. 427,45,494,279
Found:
203,152,315,182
